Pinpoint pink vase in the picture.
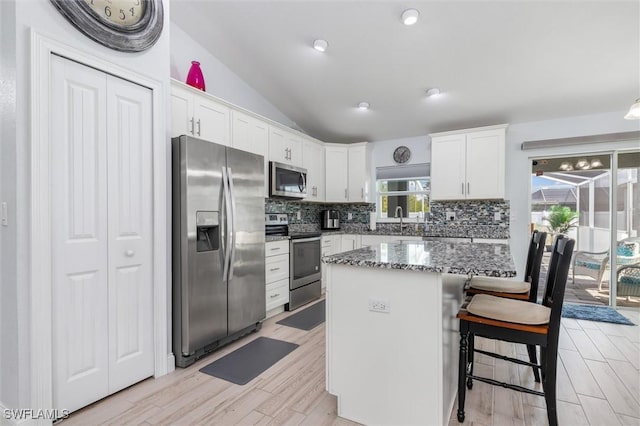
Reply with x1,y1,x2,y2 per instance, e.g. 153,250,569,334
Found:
186,61,205,91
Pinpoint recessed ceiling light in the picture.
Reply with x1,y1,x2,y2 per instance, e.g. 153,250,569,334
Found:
425,88,441,98
358,102,370,110
401,9,420,26
313,39,328,52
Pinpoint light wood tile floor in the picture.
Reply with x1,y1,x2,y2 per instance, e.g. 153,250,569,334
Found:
61,303,639,426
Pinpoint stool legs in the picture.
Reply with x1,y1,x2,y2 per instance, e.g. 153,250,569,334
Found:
457,327,469,422
526,344,541,382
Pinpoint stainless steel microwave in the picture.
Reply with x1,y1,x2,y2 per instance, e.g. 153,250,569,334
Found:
269,161,307,199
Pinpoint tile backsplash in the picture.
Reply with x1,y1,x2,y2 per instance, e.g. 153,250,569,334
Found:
265,198,510,239
265,199,374,233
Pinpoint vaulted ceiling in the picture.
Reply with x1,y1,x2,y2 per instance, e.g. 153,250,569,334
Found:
172,1,640,143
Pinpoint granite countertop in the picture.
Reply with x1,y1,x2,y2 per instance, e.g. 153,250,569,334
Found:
266,235,289,242
322,241,516,277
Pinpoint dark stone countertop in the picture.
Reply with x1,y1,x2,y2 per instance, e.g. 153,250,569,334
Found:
322,240,516,277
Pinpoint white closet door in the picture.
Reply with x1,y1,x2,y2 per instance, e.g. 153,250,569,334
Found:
51,55,110,413
106,75,154,394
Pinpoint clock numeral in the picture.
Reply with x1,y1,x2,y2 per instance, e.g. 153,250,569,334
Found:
130,7,135,16
119,9,125,20
104,5,111,17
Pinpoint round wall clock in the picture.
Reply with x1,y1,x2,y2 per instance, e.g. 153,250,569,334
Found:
50,0,164,52
393,146,411,164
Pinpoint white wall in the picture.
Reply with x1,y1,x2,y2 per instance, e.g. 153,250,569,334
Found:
170,22,295,129
505,111,640,278
0,0,17,411
368,135,430,189
1,0,172,411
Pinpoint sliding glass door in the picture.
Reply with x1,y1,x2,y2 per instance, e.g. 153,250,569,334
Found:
531,150,639,308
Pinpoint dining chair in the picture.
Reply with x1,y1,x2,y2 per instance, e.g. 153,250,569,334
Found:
464,230,547,381
456,235,575,426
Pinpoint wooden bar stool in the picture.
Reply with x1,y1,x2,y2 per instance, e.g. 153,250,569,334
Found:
466,230,547,302
464,230,547,382
456,235,574,426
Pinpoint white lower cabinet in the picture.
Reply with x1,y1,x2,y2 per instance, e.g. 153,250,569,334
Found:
340,234,362,252
321,235,337,291
265,240,290,315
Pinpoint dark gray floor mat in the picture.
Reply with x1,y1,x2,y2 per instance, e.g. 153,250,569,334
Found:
276,300,325,331
199,337,298,385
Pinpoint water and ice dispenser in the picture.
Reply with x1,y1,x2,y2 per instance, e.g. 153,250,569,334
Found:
196,211,219,252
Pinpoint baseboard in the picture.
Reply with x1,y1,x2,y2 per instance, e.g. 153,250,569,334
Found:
166,353,176,374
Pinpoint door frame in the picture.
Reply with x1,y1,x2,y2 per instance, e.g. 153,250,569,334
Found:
30,31,170,413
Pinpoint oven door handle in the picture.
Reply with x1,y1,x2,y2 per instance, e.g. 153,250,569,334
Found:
291,237,321,243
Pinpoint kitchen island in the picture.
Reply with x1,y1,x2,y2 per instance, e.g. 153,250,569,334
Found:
322,240,516,425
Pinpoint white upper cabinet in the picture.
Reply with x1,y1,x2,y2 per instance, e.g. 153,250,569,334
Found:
324,143,370,203
171,81,230,146
232,110,269,197
430,125,507,200
269,126,303,167
325,145,349,202
348,144,369,202
302,138,325,202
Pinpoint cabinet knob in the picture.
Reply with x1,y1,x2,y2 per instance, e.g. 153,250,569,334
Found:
196,119,201,136
189,117,194,135
461,183,465,195
125,250,135,257
270,293,280,298
344,188,347,199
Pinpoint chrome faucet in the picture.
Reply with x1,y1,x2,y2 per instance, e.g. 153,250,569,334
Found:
395,206,404,235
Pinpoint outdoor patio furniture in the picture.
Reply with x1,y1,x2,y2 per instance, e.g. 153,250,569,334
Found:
572,237,640,291
617,264,640,299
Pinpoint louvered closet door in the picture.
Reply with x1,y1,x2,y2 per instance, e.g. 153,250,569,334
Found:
51,55,154,413
106,75,154,394
51,55,110,413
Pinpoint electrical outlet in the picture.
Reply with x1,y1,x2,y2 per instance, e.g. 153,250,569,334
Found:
296,211,301,220
348,212,353,220
494,212,501,222
369,297,390,313
447,211,456,221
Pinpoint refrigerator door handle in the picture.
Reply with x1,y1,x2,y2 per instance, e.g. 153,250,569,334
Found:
221,166,233,282
227,167,238,281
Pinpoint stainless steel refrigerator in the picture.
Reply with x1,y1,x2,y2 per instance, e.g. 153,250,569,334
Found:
172,135,265,367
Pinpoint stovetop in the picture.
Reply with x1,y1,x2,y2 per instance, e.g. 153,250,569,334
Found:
289,231,321,239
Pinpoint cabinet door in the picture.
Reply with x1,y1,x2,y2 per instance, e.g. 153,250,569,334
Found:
286,132,303,167
430,134,467,200
171,84,193,138
231,111,267,156
340,234,361,252
195,98,230,146
465,129,505,199
232,112,269,197
348,145,368,202
303,139,325,202
269,126,287,163
325,146,349,202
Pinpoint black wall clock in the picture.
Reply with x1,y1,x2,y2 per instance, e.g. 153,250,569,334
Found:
50,0,164,52
393,146,411,164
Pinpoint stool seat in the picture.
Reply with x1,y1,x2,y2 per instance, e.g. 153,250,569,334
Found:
468,276,530,294
467,294,551,325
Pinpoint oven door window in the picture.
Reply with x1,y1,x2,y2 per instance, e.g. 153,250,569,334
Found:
291,240,320,280
275,168,306,195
